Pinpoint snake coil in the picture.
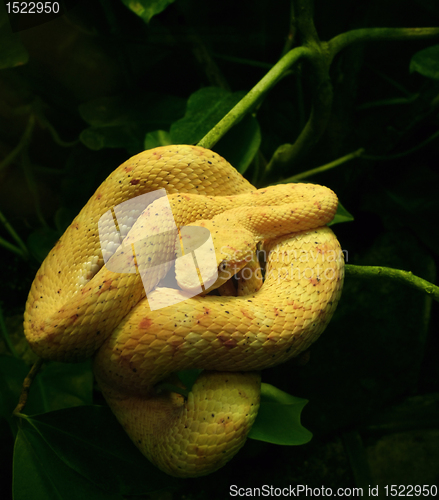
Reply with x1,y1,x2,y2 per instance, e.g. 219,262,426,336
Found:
24,145,344,477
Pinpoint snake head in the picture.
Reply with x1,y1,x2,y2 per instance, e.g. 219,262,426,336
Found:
175,219,257,295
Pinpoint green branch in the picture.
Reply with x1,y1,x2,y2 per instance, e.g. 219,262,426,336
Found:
294,0,319,46
0,114,35,173
362,129,439,161
328,27,439,62
0,303,19,358
345,265,439,302
262,49,333,179
0,209,30,260
198,18,439,180
279,147,364,183
13,358,44,417
197,46,311,150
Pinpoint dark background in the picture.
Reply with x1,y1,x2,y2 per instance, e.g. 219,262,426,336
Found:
1,0,438,498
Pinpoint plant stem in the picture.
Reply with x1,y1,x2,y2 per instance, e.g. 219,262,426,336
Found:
41,118,79,148
262,49,333,179
0,303,19,358
0,209,30,260
189,31,230,91
357,94,419,111
259,0,333,180
345,264,439,302
0,114,35,173
197,46,311,150
329,27,439,62
342,431,375,493
0,235,25,259
279,148,365,183
362,129,439,160
280,0,297,57
294,0,319,45
21,151,48,228
364,64,413,97
13,358,43,417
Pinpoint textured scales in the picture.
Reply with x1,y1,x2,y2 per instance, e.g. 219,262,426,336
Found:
24,145,344,478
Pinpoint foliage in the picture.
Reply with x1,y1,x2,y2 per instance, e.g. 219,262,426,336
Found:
1,0,439,498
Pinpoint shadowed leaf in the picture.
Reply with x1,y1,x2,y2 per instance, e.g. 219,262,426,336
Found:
249,383,312,445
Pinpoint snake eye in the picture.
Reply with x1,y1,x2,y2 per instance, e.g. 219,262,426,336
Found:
219,261,227,272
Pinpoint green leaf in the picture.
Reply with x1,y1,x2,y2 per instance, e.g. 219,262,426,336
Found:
248,383,312,445
13,427,122,500
21,406,177,495
215,115,261,174
170,87,246,145
121,0,176,24
79,94,185,152
410,44,439,80
144,129,173,150
0,3,28,69
328,202,354,226
27,228,60,263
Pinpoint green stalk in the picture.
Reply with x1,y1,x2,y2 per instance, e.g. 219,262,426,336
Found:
279,148,365,183
328,27,439,62
0,303,19,358
345,265,439,302
197,46,311,150
0,209,30,260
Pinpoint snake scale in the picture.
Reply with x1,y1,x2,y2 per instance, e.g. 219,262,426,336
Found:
24,145,344,477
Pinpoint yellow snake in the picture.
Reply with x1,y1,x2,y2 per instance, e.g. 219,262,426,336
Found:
24,145,344,478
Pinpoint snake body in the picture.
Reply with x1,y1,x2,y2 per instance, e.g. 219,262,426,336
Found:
24,145,344,477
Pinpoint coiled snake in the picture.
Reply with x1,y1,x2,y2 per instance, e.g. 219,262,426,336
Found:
24,145,344,477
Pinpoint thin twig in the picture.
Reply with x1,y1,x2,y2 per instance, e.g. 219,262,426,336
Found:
0,303,19,358
0,209,30,260
356,94,419,111
0,235,25,259
262,49,333,179
362,129,439,160
260,0,333,180
21,151,48,228
278,148,365,183
0,114,35,173
364,64,413,97
328,27,439,62
40,118,79,148
280,0,297,57
345,264,439,302
189,31,230,91
13,358,44,417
